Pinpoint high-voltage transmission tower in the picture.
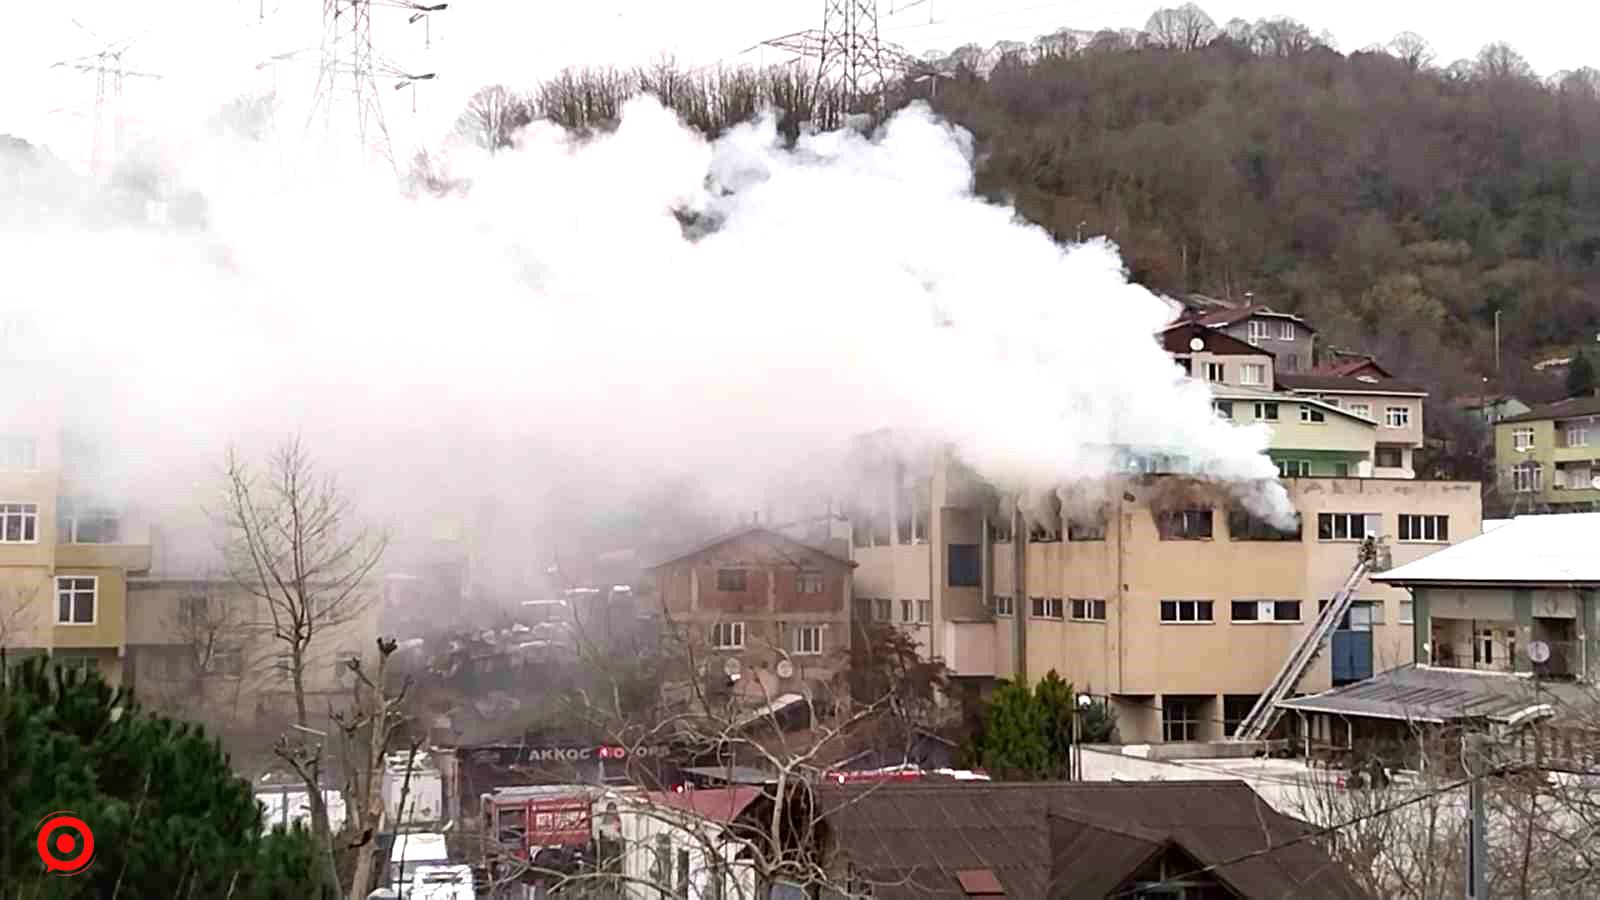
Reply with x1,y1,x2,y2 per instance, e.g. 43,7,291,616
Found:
760,0,920,113
49,29,161,175
306,0,444,167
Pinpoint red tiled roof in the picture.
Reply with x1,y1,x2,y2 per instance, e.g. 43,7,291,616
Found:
1157,321,1273,358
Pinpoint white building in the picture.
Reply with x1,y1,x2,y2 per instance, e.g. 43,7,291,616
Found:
593,787,760,899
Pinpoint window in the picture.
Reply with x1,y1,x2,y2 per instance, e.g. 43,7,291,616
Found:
1322,397,1341,407
917,599,930,624
710,621,745,649
1030,596,1064,619
1281,355,1298,372
1070,598,1106,621
1230,600,1302,623
209,645,244,678
1512,428,1535,451
989,519,1012,543
56,501,120,544
0,436,37,469
947,544,981,587
795,572,824,594
1399,600,1414,624
1029,523,1059,543
873,597,892,622
1276,459,1310,477
1374,446,1404,468
1565,423,1590,447
1299,405,1325,423
1399,514,1449,542
1333,462,1350,477
1384,406,1411,428
992,594,1014,617
788,624,822,655
651,835,671,888
1512,462,1542,493
1317,513,1380,541
676,848,690,899
0,503,38,543
1240,363,1265,386
1158,508,1212,540
1347,403,1372,420
1162,698,1201,742
715,568,747,592
1176,357,1192,376
56,576,96,624
334,649,360,686
1159,600,1214,623
1246,320,1268,345
1253,402,1279,421
1067,518,1106,541
901,598,915,622
1205,362,1225,382
1227,508,1301,541
1278,320,1295,341
1213,400,1234,419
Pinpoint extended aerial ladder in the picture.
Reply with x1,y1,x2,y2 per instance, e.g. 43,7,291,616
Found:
1233,535,1381,743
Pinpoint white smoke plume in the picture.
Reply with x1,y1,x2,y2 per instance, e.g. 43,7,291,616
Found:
1,95,1292,563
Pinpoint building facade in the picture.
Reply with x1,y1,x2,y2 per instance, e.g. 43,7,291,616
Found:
1493,393,1600,513
1277,373,1428,478
850,454,1481,743
1185,304,1317,373
649,528,856,699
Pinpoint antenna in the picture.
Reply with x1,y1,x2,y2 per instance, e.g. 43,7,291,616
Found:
48,28,161,175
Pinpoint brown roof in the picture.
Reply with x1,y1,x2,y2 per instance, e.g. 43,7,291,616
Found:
1185,303,1317,333
816,781,1368,899
1158,321,1273,358
1501,393,1600,424
644,525,856,570
1276,373,1427,395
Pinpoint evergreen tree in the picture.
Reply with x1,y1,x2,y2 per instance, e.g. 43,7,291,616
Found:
1567,349,1596,398
0,655,330,897
960,670,1118,779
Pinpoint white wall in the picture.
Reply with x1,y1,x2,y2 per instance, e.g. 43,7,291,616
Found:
594,794,757,900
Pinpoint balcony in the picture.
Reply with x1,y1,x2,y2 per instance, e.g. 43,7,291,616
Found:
56,541,153,574
1429,637,1582,681
942,620,996,678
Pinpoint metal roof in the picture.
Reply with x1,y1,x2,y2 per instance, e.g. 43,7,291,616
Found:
1372,513,1600,586
1277,665,1593,724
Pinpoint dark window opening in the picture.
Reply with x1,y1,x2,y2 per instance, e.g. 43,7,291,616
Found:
1158,508,1213,540
716,568,747,592
947,544,981,587
1227,508,1301,541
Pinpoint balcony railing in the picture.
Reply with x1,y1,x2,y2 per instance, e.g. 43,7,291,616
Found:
1430,639,1582,680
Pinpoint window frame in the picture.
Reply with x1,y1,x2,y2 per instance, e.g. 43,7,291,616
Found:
1159,599,1214,624
794,571,824,594
1346,403,1372,420
1158,508,1213,541
1240,363,1265,386
0,436,38,469
1276,459,1311,478
1162,698,1201,742
710,621,746,650
1299,404,1326,424
946,544,981,588
1277,320,1295,341
0,503,39,543
1213,399,1234,419
1384,406,1411,429
1512,428,1535,451
1512,462,1542,493
1253,402,1279,421
1399,600,1415,625
1398,514,1449,543
1374,446,1404,469
992,594,1014,617
1564,423,1590,447
1317,512,1381,542
790,624,823,656
1229,599,1302,624
1070,598,1106,622
1246,320,1267,345
1205,362,1225,383
1030,596,1064,620
55,575,98,625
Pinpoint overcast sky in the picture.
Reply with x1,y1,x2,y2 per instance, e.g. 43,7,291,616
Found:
4,0,1593,171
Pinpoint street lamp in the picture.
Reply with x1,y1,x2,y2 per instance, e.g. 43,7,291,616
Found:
1072,693,1093,780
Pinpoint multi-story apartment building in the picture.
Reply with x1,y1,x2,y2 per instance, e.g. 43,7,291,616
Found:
1277,373,1427,477
1493,392,1600,513
648,527,855,700
849,455,1480,743
0,375,153,685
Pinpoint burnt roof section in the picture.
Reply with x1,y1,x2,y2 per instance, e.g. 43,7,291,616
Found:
644,525,856,570
1276,373,1427,395
816,780,1368,899
1277,664,1593,725
1158,321,1274,358
1500,393,1600,424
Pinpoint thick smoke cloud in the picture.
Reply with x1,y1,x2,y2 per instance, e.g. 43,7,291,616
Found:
1,96,1290,557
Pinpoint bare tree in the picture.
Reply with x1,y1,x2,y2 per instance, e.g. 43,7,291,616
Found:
1475,42,1536,82
1143,4,1218,51
0,582,42,655
453,84,536,154
1388,32,1436,71
223,436,387,891
337,637,415,900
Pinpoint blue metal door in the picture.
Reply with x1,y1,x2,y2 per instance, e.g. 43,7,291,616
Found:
1332,630,1373,684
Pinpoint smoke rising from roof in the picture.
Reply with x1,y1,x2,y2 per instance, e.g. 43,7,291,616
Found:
2,96,1291,560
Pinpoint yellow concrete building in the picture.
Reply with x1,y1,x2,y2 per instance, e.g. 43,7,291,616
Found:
1492,393,1600,513
847,455,1481,743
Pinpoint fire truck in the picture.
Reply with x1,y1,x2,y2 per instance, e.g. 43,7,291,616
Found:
480,784,598,883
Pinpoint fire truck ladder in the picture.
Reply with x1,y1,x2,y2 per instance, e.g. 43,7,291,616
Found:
1233,535,1379,743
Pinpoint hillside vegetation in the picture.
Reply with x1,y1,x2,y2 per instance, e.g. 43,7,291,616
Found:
455,13,1600,415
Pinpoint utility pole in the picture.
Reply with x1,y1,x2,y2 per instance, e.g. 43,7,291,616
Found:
1495,309,1502,374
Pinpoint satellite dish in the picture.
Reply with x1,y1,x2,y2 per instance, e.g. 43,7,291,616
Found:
1528,641,1551,664
722,657,742,678
776,659,795,679
1590,476,1600,491
1188,337,1205,351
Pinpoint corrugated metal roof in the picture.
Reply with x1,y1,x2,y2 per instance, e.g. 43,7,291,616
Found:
1277,373,1427,395
1501,393,1600,424
1373,513,1600,586
817,781,1368,899
1277,665,1592,724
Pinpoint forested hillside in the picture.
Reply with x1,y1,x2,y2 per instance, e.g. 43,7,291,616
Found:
445,13,1600,420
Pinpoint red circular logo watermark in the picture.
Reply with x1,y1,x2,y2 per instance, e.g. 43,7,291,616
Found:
36,811,95,876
